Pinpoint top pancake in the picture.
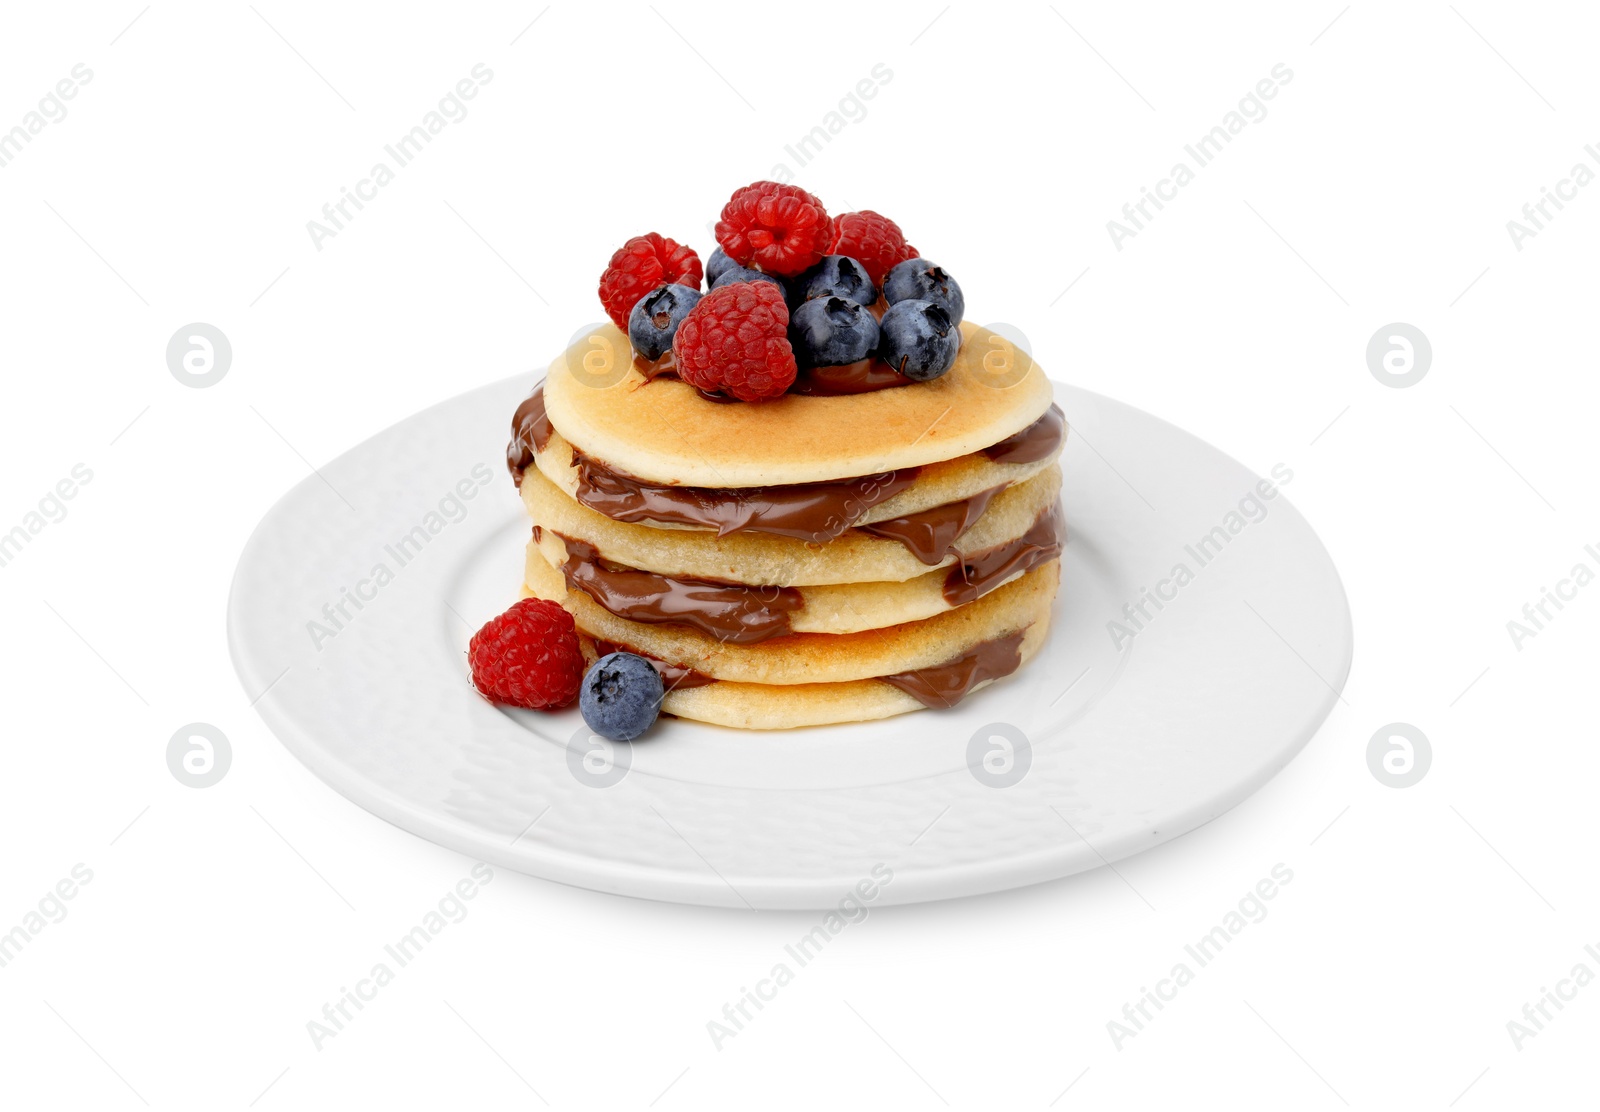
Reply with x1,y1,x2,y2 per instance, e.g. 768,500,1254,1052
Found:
542,320,1053,487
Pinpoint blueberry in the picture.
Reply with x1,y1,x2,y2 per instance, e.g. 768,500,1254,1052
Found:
710,265,787,299
628,284,702,360
580,652,663,741
789,297,880,368
882,258,964,324
706,246,738,285
878,299,960,381
791,255,876,308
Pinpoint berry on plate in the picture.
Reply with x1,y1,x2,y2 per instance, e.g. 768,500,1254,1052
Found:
882,258,964,324
672,280,798,402
790,296,880,368
878,299,960,382
715,181,833,277
468,598,583,709
580,651,665,741
628,283,702,360
791,255,876,308
829,210,918,285
598,233,702,331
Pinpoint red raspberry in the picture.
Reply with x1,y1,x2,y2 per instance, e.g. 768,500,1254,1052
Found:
672,281,797,402
715,181,833,277
468,598,582,710
830,210,918,285
597,234,702,331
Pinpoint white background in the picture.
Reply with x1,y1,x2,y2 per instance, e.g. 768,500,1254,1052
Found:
1,1,1595,1108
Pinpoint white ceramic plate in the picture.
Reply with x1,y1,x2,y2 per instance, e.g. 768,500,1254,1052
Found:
228,374,1351,909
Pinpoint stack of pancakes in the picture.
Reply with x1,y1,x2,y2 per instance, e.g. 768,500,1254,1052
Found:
508,321,1066,730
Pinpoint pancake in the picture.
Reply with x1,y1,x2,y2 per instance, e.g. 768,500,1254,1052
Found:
541,321,1052,487
531,425,1062,536
519,462,1063,586
527,509,1061,637
524,557,1060,686
574,617,1053,730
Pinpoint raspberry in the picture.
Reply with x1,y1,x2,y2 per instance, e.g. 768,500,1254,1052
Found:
672,281,797,402
715,182,833,277
468,598,583,710
829,210,918,285
597,234,702,331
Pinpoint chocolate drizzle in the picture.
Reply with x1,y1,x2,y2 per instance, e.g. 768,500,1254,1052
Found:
859,486,1004,566
554,533,803,644
633,351,680,380
570,455,921,543
880,630,1027,708
942,503,1065,606
982,404,1066,466
591,638,718,690
535,525,1054,706
789,359,916,397
507,384,554,486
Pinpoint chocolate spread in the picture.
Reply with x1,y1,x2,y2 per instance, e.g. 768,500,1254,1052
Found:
506,389,1062,566
554,533,803,644
982,404,1066,466
570,454,921,544
591,638,718,690
880,630,1027,708
859,486,1003,566
634,351,679,380
943,503,1065,606
507,384,554,485
789,359,916,396
539,521,1052,705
